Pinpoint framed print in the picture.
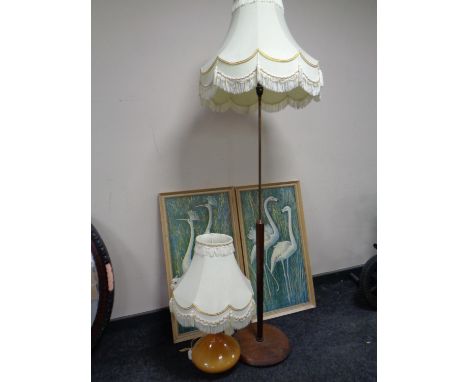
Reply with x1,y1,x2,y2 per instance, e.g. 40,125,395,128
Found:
159,187,243,343
235,181,316,320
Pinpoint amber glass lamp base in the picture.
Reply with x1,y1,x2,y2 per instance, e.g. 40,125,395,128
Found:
234,323,291,366
191,333,240,374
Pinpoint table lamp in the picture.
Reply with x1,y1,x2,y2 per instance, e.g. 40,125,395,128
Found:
199,0,323,366
170,233,256,373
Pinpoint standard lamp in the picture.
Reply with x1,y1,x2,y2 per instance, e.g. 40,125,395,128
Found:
199,0,323,366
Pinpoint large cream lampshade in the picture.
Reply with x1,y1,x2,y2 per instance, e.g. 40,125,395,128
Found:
199,0,323,113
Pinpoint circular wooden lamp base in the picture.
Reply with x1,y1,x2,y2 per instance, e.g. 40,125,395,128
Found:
234,323,291,366
191,333,240,374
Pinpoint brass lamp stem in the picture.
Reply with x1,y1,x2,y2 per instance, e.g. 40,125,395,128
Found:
256,83,264,342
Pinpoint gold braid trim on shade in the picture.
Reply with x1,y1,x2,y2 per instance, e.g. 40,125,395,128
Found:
201,49,319,75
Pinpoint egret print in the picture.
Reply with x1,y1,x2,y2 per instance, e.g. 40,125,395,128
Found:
195,196,218,234
236,181,316,319
178,210,200,274
270,206,297,303
170,210,200,291
247,195,280,298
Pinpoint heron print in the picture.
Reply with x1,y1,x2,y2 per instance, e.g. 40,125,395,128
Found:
236,182,315,318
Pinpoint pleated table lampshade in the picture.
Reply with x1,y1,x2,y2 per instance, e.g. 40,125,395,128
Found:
170,233,255,334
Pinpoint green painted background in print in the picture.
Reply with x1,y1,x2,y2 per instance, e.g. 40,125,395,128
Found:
240,185,309,313
164,191,233,335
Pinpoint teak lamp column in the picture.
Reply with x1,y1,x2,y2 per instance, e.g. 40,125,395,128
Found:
199,0,323,366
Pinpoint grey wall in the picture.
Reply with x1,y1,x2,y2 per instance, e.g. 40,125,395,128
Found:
92,0,376,319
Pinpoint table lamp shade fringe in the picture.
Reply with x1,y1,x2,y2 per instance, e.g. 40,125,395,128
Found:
170,298,256,334
192,241,235,257
232,0,283,12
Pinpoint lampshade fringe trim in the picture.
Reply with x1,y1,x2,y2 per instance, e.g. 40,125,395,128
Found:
170,298,256,334
193,242,235,257
232,0,284,12
199,66,322,113
200,67,322,96
200,93,320,114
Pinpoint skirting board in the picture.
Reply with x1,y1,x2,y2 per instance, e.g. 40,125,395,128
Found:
109,264,365,324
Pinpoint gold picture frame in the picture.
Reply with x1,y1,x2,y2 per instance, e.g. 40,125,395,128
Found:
235,181,316,321
159,187,243,343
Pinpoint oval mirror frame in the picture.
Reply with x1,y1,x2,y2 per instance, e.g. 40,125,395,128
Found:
91,224,115,348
